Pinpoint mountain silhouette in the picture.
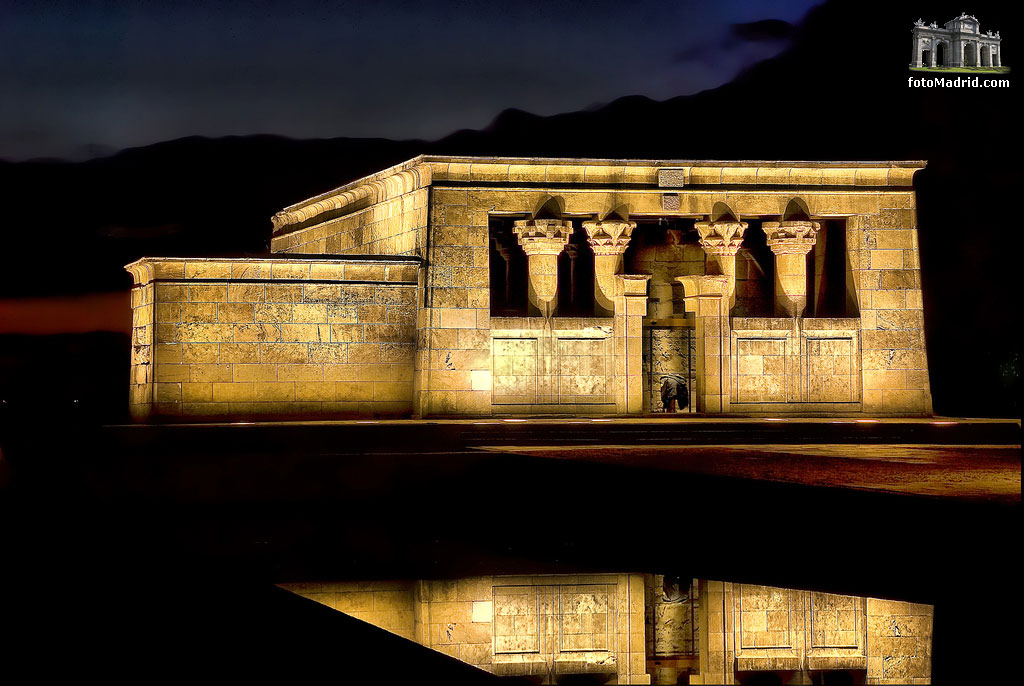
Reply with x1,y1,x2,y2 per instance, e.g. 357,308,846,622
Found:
0,0,1017,416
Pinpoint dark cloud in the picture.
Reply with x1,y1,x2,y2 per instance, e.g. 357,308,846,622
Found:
672,17,796,65
673,44,710,63
731,19,795,42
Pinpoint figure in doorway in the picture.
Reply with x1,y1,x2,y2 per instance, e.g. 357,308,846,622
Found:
660,374,688,413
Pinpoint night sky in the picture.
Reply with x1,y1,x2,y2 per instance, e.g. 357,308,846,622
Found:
1,0,819,161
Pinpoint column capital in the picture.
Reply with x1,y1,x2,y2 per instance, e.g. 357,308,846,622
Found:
675,274,730,296
764,220,820,255
583,220,636,255
618,273,651,297
513,218,572,256
695,220,748,256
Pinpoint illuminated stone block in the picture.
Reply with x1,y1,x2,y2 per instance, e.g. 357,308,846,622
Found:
128,157,932,420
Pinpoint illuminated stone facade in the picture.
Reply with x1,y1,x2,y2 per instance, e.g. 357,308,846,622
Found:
127,156,933,420
281,574,934,685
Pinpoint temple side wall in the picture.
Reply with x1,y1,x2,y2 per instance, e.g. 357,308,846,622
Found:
125,257,419,420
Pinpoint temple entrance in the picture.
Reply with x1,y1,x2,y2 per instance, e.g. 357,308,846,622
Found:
921,49,931,67
644,325,696,414
936,42,946,66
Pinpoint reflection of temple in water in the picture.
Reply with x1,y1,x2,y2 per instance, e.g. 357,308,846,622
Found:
126,157,932,421
281,574,932,684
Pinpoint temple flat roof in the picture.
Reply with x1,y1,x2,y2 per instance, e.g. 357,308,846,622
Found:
273,155,927,233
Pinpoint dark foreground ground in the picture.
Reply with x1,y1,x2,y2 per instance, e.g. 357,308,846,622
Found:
1,417,1019,683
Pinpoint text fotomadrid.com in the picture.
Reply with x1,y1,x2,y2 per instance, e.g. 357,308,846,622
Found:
908,76,1010,87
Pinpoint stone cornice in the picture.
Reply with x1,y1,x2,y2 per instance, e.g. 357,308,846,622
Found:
270,156,928,236
124,256,421,287
271,163,432,234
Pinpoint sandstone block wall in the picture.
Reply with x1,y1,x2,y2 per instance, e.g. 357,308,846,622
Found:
847,208,931,415
490,317,616,413
413,187,494,416
730,317,862,412
414,578,496,670
128,280,156,418
695,581,932,685
866,598,934,684
125,257,419,420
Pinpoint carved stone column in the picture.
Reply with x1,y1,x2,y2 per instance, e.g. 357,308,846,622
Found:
513,218,572,317
583,219,636,316
695,219,747,310
615,274,651,414
765,220,820,318
563,242,579,310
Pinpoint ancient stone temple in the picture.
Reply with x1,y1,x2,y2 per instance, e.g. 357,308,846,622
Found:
910,14,1002,68
126,156,933,420
280,574,934,685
